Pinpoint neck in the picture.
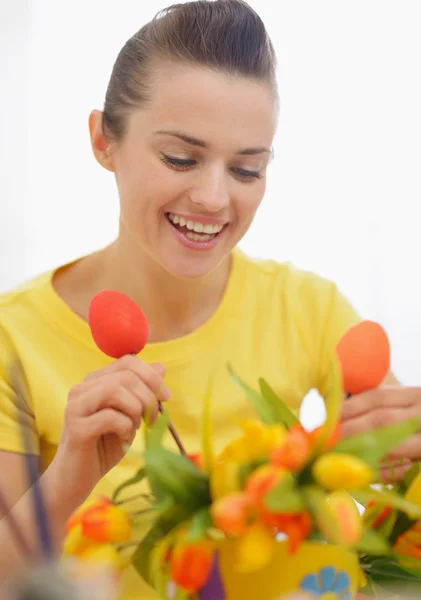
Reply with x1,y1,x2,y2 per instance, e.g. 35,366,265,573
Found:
96,237,232,343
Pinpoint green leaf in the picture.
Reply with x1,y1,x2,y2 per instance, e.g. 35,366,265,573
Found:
354,529,391,555
315,357,343,452
389,512,417,546
238,459,267,488
353,487,421,520
201,373,215,472
186,508,213,542
227,364,281,425
403,462,421,491
264,477,306,513
132,503,190,585
112,467,146,502
145,447,211,509
149,536,172,599
333,418,420,468
174,589,190,600
374,510,398,541
258,378,299,428
362,555,421,590
145,410,169,451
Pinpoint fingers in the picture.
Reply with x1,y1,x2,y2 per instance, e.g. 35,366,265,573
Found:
340,405,420,439
379,458,414,483
341,387,418,420
387,435,421,460
69,381,143,426
83,355,170,402
78,409,136,446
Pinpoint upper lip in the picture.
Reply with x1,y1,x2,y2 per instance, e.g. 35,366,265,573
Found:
166,211,228,226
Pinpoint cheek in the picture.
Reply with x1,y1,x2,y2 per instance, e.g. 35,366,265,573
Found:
235,182,266,222
116,158,169,216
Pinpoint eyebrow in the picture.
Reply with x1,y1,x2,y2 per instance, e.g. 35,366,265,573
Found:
154,130,272,156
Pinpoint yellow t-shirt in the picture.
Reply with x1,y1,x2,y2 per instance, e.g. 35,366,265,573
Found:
0,249,359,598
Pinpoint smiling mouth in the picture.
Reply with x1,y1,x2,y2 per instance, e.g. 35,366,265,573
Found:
165,212,226,242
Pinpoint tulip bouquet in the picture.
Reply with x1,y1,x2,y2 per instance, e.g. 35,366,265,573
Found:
61,293,421,600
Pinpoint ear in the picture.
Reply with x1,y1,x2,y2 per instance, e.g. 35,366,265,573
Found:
89,109,115,172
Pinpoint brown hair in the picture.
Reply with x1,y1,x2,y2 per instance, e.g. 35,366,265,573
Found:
102,0,277,141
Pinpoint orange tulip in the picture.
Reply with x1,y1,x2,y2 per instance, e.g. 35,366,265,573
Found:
66,496,131,544
66,496,112,532
63,523,94,557
270,425,311,471
211,493,251,536
394,533,421,567
307,422,341,450
245,464,287,508
170,541,213,593
394,520,421,566
188,453,204,470
260,511,312,553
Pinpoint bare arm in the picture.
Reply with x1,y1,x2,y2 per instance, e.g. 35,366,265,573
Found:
0,356,168,583
0,451,81,580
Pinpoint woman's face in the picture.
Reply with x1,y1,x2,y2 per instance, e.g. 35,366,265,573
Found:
96,63,277,279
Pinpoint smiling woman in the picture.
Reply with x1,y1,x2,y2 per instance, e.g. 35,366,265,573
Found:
0,1,411,599
87,59,276,284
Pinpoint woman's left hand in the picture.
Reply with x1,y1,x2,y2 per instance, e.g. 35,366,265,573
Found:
340,386,421,480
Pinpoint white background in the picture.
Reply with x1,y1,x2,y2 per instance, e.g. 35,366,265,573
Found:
1,1,420,424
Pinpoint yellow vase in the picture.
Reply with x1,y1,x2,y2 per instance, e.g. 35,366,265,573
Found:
199,541,361,600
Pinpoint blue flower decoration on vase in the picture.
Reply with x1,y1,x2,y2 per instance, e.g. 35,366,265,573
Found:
299,566,351,599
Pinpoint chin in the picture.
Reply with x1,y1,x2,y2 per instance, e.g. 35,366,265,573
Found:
160,253,227,281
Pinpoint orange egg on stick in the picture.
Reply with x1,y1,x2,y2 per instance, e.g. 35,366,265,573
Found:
336,320,391,396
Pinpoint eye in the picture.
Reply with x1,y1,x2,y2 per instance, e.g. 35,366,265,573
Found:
232,167,263,182
160,154,196,171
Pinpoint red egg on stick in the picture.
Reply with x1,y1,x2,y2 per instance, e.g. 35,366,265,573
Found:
336,320,391,395
88,290,185,455
88,290,149,359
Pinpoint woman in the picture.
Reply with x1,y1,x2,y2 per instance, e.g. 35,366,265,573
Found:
0,1,419,598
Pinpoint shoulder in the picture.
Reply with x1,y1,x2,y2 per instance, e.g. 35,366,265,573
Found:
236,248,340,305
236,248,359,341
0,270,53,322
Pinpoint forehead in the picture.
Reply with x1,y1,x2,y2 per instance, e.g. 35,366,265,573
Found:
128,62,277,149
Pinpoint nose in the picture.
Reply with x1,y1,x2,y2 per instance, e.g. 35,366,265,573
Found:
189,165,230,213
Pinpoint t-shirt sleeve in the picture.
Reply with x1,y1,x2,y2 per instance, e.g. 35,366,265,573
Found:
0,325,40,455
314,280,361,398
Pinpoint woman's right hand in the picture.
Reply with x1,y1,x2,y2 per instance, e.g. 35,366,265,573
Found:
48,355,170,508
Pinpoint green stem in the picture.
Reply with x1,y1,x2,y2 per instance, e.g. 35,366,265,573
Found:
115,493,154,506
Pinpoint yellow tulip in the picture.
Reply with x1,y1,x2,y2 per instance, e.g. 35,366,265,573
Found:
404,471,421,508
325,491,362,545
235,522,275,573
312,453,373,490
67,497,131,545
63,524,94,557
221,420,287,463
402,528,421,546
210,459,242,500
81,544,124,573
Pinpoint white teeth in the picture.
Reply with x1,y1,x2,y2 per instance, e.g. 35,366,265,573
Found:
167,213,225,235
186,232,215,242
